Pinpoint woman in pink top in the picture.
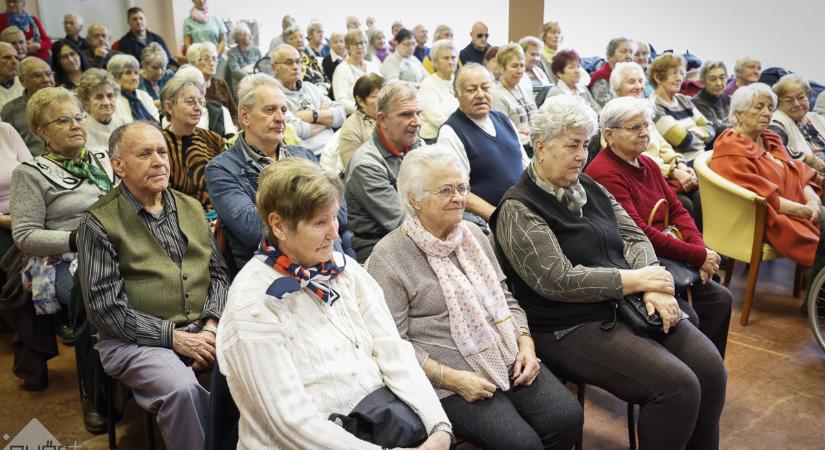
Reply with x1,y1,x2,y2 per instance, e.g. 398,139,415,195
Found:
0,120,32,275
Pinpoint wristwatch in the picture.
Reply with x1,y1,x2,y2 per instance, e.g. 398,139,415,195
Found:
311,109,319,123
431,422,454,442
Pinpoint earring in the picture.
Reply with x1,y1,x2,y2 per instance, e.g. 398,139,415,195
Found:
538,158,544,164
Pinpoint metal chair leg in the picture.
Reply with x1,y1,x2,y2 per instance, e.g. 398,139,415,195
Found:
107,376,116,449
145,412,156,450
627,403,637,450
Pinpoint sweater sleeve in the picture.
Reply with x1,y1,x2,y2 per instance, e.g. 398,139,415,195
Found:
10,166,73,256
590,163,706,267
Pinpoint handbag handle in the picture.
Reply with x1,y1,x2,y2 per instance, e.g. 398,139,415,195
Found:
647,198,669,227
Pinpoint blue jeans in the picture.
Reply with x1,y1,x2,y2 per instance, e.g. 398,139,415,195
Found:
55,261,74,306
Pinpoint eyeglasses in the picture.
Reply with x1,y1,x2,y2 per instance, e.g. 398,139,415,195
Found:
476,33,489,39
616,122,650,134
47,113,86,128
779,93,808,106
273,58,302,66
427,184,471,199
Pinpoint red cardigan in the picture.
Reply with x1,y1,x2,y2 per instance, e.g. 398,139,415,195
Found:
0,13,52,61
587,63,612,88
585,146,707,267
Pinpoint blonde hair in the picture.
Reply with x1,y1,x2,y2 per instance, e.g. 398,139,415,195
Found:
772,73,811,99
27,86,82,136
256,158,343,239
495,43,524,68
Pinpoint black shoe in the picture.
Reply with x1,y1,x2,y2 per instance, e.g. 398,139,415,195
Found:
84,410,108,434
56,323,75,346
20,380,48,391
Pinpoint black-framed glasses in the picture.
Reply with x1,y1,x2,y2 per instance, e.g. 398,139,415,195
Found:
427,184,471,199
47,113,86,127
476,33,489,39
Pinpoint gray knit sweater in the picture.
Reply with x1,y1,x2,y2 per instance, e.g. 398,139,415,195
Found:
10,153,113,256
368,221,530,399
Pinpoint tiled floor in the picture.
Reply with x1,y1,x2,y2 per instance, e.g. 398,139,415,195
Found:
1,259,823,449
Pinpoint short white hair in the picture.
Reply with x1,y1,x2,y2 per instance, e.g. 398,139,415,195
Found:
609,61,646,93
530,95,598,148
65,14,83,26
454,62,493,95
186,42,217,65
728,82,776,127
268,43,298,61
599,96,653,130
237,73,281,111
733,56,760,75
107,54,139,79
174,64,206,85
518,36,543,52
396,145,469,215
429,39,455,62
230,22,252,43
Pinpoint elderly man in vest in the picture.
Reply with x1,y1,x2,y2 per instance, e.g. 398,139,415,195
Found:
345,80,423,262
78,121,229,450
437,63,528,222
270,44,345,156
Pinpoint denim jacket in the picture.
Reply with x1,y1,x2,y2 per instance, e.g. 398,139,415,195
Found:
205,134,351,270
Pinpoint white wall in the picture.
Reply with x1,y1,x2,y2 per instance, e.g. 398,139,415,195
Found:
37,0,131,42
545,0,825,83
169,0,510,56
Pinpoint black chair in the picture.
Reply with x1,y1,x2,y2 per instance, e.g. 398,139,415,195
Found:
104,374,157,450
205,361,240,450
253,56,272,75
566,379,637,450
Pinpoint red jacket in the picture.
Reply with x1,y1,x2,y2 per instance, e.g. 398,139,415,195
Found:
588,63,612,88
585,146,707,267
710,129,821,266
0,13,52,61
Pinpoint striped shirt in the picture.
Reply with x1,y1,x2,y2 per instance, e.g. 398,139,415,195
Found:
651,93,715,162
162,127,226,211
78,184,229,348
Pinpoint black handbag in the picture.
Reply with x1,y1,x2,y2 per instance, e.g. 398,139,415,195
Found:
329,386,428,448
601,295,665,338
647,199,701,292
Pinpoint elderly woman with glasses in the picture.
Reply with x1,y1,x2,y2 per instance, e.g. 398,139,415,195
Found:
493,95,727,450
333,29,381,115
368,147,582,450
138,42,174,104
159,76,226,212
712,82,823,270
419,39,458,142
217,157,453,449
76,68,128,152
648,54,714,163
768,74,825,173
187,41,238,122
107,53,159,123
585,97,732,357
226,22,260,93
546,49,600,113
381,29,427,84
598,61,702,221
10,86,114,391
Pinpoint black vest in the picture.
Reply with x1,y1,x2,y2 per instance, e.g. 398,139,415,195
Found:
206,100,226,137
491,172,628,332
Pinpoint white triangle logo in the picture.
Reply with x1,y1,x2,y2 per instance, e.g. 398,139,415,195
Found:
3,418,63,450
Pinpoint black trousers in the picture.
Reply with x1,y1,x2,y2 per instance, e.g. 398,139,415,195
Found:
440,364,582,450
535,319,726,450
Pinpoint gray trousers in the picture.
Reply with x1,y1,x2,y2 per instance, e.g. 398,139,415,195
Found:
98,337,209,450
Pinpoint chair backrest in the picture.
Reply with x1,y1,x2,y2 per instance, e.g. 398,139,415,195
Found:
213,218,239,280
693,150,768,262
253,56,272,75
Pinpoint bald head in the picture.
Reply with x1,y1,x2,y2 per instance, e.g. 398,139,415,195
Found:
87,23,111,51
270,44,301,88
19,57,54,94
470,22,489,51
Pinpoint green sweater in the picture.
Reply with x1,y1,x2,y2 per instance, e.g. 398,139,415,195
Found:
88,187,212,325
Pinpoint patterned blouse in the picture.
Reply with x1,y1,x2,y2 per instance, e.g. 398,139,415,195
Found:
162,127,226,211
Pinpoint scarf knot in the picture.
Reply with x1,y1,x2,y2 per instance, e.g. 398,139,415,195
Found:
189,6,210,24
44,147,112,194
255,240,344,305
